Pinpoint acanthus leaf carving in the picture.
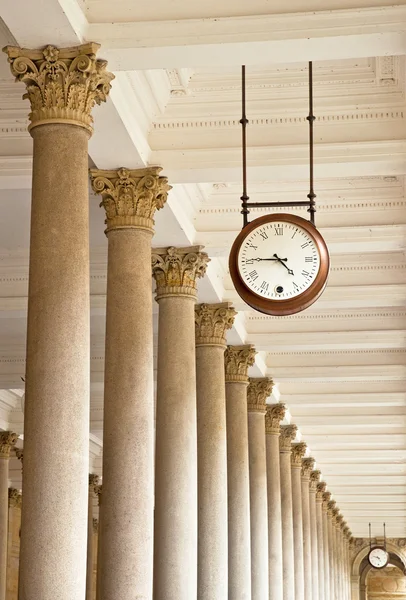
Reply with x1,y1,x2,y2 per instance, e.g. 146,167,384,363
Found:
195,302,236,346
0,431,18,459
152,246,209,299
90,167,171,233
316,480,327,501
4,43,114,133
224,345,256,383
310,469,321,492
279,424,297,452
247,377,274,413
302,457,315,479
291,441,307,467
8,487,22,509
265,403,286,435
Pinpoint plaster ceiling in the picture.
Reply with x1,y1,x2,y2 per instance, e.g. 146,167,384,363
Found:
0,0,405,538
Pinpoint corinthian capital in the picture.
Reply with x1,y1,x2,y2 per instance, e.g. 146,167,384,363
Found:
291,442,307,467
310,469,321,492
323,490,332,510
90,167,171,233
224,345,256,383
0,432,18,459
4,43,114,133
152,246,209,300
317,481,327,502
8,488,22,509
265,403,286,435
327,499,337,517
195,303,236,347
89,473,100,494
279,424,297,452
15,448,23,464
247,378,274,413
301,457,315,479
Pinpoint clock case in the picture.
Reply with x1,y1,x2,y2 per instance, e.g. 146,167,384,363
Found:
229,213,330,316
368,546,389,569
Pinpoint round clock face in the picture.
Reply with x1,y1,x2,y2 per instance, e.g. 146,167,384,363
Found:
368,547,389,569
229,213,330,316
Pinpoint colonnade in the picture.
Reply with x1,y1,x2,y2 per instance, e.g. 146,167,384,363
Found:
1,42,353,600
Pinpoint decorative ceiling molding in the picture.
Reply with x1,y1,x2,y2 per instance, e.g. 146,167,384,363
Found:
248,310,406,322
153,110,405,131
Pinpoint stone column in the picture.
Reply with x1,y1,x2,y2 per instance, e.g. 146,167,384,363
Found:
316,482,326,600
225,345,256,600
195,303,236,600
86,475,99,600
0,432,17,600
309,470,320,600
265,405,286,600
247,378,272,600
327,500,336,600
91,167,170,600
343,527,351,600
4,43,113,600
291,442,307,600
7,488,22,600
336,516,344,600
333,510,341,600
301,457,315,600
95,486,102,600
279,425,297,600
322,491,331,600
152,246,209,600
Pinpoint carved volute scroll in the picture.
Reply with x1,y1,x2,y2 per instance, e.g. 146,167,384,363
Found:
4,43,114,133
279,424,298,453
152,246,210,300
224,345,256,383
291,441,307,468
0,432,18,459
301,457,315,480
90,167,171,233
265,403,286,435
247,378,274,413
195,303,236,347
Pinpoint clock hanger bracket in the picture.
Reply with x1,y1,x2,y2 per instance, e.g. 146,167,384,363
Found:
240,62,317,229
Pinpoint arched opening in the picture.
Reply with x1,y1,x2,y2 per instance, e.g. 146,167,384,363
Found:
351,543,406,600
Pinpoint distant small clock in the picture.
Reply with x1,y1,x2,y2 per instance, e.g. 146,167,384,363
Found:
229,213,330,316
368,547,389,569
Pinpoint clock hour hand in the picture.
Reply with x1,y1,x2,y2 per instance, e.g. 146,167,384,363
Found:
252,257,286,262
273,253,294,276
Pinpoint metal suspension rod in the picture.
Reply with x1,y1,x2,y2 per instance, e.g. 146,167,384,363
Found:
240,65,249,228
383,523,386,550
307,61,316,225
369,523,372,550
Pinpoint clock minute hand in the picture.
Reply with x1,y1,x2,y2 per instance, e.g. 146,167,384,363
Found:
273,253,294,276
253,257,286,262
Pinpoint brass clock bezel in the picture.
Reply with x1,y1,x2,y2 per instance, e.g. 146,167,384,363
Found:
367,546,389,570
229,213,330,316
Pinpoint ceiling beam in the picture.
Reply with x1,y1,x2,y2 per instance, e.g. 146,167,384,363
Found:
89,6,406,70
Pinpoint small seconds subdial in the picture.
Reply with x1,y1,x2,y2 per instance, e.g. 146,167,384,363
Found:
237,221,321,301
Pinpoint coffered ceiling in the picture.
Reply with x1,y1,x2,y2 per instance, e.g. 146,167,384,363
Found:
0,0,405,537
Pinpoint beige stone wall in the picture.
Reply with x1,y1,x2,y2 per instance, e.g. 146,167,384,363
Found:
6,501,21,600
367,566,406,599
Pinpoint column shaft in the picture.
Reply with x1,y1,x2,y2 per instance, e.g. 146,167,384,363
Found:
315,485,325,600
280,426,297,600
195,303,236,600
322,494,331,600
301,459,314,600
0,434,17,600
91,168,170,600
291,443,307,600
86,475,99,600
225,345,256,600
247,379,272,600
153,247,209,600
265,405,285,600
309,473,319,600
327,508,335,600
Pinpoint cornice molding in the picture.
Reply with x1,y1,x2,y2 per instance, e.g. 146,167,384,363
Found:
153,110,404,131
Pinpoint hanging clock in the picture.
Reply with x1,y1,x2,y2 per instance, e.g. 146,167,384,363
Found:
229,213,329,316
229,62,330,316
368,547,389,569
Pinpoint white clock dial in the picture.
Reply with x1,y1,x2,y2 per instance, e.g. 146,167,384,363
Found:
237,220,321,301
369,548,389,569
